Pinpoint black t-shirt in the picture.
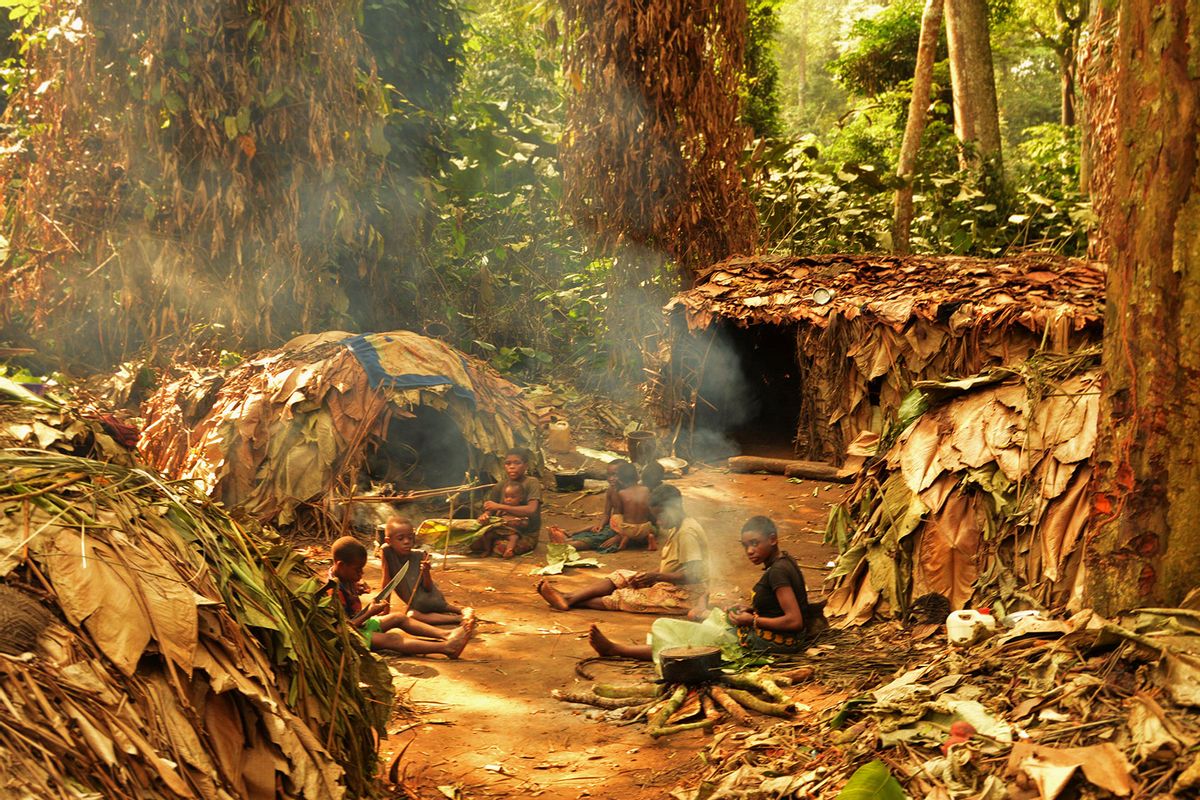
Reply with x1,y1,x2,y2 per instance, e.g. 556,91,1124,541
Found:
751,553,809,619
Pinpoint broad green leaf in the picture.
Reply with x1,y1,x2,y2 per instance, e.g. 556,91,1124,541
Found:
836,760,906,800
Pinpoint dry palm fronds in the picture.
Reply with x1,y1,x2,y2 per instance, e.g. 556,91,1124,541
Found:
0,443,391,798
138,330,540,536
825,347,1101,621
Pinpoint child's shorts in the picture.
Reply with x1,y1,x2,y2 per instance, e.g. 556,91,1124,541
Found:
360,617,382,647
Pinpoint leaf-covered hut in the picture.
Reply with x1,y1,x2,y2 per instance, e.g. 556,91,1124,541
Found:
139,330,540,534
0,389,390,798
650,253,1104,462
825,349,1100,623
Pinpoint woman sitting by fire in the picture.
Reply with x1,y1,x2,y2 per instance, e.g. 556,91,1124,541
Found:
586,515,820,662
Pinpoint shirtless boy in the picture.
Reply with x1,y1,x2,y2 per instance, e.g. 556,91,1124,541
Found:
608,461,656,551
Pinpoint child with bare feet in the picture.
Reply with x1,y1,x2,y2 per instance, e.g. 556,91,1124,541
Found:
537,484,708,616
586,516,815,663
607,461,656,551
473,481,532,558
554,460,623,552
472,448,542,557
380,517,472,626
329,536,475,657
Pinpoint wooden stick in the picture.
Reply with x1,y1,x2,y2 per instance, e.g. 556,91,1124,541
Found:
723,688,794,717
337,482,496,503
708,684,752,725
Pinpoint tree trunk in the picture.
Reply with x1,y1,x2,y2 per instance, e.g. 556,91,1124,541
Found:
892,0,944,254
943,0,1002,170
1084,0,1200,615
1058,50,1076,126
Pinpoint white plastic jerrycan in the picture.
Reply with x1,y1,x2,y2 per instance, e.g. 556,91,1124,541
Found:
946,609,997,646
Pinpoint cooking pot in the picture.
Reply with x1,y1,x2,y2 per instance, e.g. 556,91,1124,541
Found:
553,471,586,492
659,645,723,684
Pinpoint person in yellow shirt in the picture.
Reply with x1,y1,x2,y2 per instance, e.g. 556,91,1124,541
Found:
536,485,708,615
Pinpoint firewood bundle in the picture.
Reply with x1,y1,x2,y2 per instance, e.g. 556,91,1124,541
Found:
553,670,806,738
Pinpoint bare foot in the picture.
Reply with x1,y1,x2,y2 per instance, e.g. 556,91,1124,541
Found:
461,614,479,635
587,624,620,657
536,579,570,611
547,525,568,544
443,625,472,659
646,535,658,552
462,607,476,623
501,546,515,559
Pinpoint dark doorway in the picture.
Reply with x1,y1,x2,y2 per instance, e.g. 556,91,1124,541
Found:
365,406,471,488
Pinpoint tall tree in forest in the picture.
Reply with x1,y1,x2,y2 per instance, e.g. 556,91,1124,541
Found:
892,0,943,254
944,0,1002,171
1021,0,1084,126
1084,0,1200,614
560,0,757,374
0,0,386,362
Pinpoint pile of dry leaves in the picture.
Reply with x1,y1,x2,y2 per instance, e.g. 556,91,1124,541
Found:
0,388,392,798
825,347,1100,622
673,607,1200,798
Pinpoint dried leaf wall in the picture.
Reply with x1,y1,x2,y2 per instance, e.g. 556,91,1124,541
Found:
824,350,1101,622
651,253,1104,461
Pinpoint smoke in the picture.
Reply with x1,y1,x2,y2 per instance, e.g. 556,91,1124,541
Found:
671,323,756,461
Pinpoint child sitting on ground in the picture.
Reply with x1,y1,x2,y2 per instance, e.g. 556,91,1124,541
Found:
473,480,535,558
608,461,656,550
380,517,470,626
328,536,474,658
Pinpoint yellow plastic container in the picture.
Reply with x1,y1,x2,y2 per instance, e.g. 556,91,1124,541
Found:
547,420,571,452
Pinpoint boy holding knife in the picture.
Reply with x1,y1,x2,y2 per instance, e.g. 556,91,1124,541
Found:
329,536,475,657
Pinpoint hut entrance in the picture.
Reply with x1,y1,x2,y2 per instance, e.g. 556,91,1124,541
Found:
689,323,801,460
366,406,471,489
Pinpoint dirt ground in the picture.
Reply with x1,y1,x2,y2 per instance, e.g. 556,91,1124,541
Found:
369,467,846,799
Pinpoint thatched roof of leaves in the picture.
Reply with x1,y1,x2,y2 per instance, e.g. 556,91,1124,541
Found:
0,389,391,798
139,330,539,531
825,348,1100,623
667,252,1104,333
653,253,1104,462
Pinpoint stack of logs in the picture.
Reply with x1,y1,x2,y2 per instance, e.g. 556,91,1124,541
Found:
553,669,810,738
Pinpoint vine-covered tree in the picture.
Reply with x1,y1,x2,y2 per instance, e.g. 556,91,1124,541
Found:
1084,0,1200,614
560,0,757,275
0,0,388,362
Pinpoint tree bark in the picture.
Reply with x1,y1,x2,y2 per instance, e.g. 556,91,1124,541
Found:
892,0,944,254
1084,0,1200,615
943,0,1002,170
1057,50,1076,126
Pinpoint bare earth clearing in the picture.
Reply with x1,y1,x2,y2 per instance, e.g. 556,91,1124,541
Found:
362,468,846,799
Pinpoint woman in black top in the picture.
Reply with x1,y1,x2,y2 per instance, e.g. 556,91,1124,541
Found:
587,516,816,660
725,515,809,653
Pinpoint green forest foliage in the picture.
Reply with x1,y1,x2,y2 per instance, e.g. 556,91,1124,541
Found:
0,0,1091,380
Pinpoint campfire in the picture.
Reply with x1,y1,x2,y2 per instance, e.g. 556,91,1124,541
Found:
553,647,807,737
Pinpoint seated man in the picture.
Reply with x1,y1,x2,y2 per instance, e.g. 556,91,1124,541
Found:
329,536,474,658
536,484,708,616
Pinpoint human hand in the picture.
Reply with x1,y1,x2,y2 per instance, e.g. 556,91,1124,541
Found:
477,512,491,524
728,611,755,627
366,600,389,617
600,535,620,550
590,523,603,532
482,500,501,512
630,572,657,589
